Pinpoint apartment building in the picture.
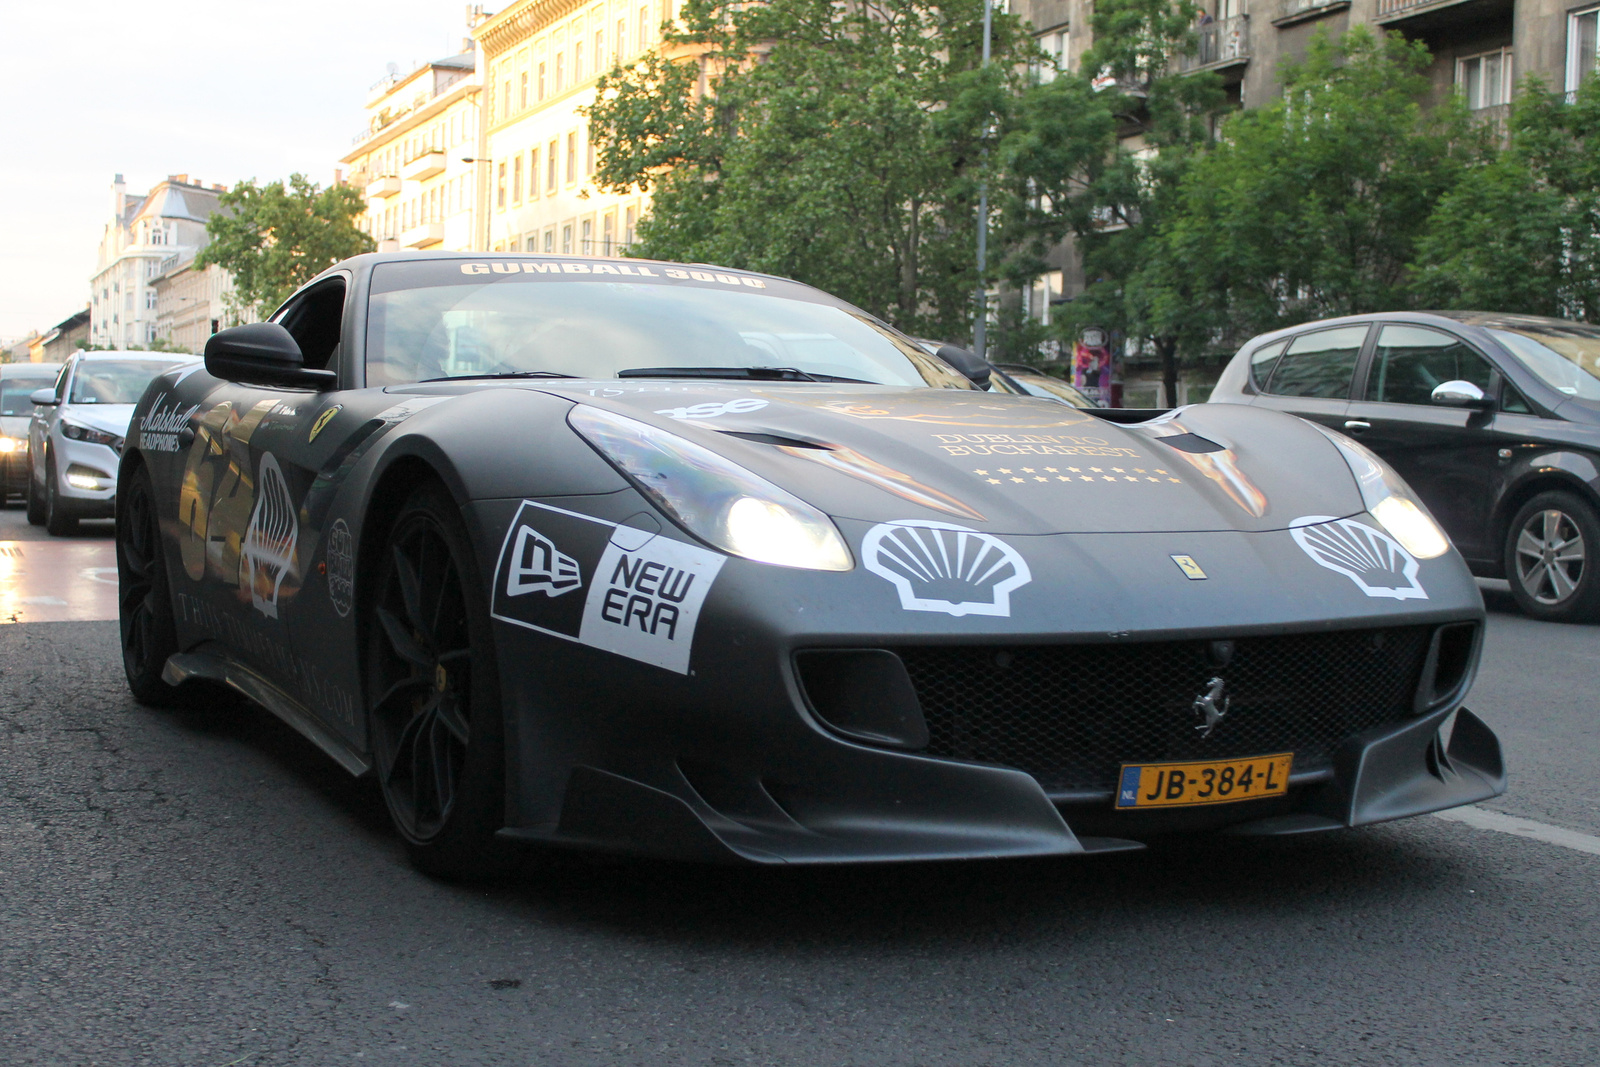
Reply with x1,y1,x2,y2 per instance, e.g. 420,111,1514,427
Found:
342,41,484,253
472,0,676,256
89,175,226,350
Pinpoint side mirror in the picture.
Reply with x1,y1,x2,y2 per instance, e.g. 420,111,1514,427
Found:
1430,380,1493,410
30,388,59,406
204,322,337,389
935,344,992,389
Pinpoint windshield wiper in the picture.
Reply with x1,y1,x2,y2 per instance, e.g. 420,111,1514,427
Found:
619,366,820,382
418,371,578,383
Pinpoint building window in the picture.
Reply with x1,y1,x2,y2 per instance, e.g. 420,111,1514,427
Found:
1570,8,1599,94
639,5,650,47
575,37,585,82
1459,48,1512,109
146,290,157,310
562,224,573,253
625,206,637,245
497,162,507,209
538,61,547,100
586,135,596,176
525,235,538,251
513,155,524,203
602,211,616,254
529,148,540,198
567,132,578,183
596,28,606,67
556,52,566,92
520,71,529,109
544,229,554,252
503,80,512,118
581,219,593,254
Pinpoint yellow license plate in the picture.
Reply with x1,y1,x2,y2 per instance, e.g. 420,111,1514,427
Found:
1115,753,1293,809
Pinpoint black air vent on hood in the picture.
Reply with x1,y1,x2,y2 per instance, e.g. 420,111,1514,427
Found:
1155,432,1227,454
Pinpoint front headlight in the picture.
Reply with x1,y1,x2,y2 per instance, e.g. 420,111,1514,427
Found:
569,405,854,571
0,436,22,453
60,420,123,450
1316,426,1450,559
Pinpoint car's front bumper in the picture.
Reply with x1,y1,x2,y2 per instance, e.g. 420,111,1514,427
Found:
48,435,119,516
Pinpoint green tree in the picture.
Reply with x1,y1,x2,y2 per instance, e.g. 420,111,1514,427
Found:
586,0,1034,339
1000,0,1224,386
1153,28,1478,349
1414,76,1600,318
196,175,374,319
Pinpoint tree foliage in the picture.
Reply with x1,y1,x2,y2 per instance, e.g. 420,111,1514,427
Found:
1414,76,1600,319
1152,28,1478,350
586,0,1034,339
196,175,374,318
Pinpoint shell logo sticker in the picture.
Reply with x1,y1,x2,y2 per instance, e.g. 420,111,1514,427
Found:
862,520,1031,617
308,405,342,443
1290,516,1427,600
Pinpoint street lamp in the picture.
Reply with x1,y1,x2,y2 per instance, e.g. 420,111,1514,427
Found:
974,0,993,360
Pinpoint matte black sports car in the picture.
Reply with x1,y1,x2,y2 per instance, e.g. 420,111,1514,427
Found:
116,253,1504,877
1210,311,1600,622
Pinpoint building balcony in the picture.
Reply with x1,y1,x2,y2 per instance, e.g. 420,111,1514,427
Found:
1178,15,1251,73
1375,0,1505,24
401,151,447,182
1274,0,1350,25
400,222,445,249
367,175,401,199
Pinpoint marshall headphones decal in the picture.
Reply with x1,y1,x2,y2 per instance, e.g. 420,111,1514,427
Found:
862,519,1032,617
1290,515,1428,601
491,500,725,673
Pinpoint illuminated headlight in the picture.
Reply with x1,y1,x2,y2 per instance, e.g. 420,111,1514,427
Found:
60,420,124,450
1317,427,1450,559
0,437,21,453
65,463,114,491
569,405,854,571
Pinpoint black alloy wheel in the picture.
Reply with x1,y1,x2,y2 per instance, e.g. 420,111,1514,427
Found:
117,463,185,704
44,450,77,536
1505,490,1600,623
25,453,46,525
366,482,511,879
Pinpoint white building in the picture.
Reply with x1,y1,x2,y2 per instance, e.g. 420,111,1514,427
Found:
89,175,227,349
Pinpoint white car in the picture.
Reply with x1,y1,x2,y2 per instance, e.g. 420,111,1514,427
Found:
27,351,195,534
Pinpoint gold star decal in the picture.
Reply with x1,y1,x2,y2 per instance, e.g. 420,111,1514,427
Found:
1168,478,1181,482
1067,467,1081,472
1044,467,1059,473
1146,477,1160,482
1155,469,1169,475
1080,476,1094,482
1102,476,1117,482
1011,477,1026,483
1112,467,1125,473
1022,467,1036,473
1124,476,1138,482
998,468,1013,474
974,469,989,476
1035,476,1048,482
1057,476,1072,481
987,478,1002,484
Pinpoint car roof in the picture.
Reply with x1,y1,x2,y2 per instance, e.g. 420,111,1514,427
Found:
316,249,794,287
1244,310,1599,349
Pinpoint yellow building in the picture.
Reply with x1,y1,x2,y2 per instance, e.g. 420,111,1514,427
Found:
343,39,484,253
473,0,674,255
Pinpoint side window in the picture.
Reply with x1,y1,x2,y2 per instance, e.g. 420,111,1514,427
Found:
53,362,71,399
274,280,346,371
1263,325,1368,399
1371,325,1495,406
1501,384,1533,414
1247,339,1287,390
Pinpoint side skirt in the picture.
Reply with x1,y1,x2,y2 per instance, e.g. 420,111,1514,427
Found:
163,651,371,777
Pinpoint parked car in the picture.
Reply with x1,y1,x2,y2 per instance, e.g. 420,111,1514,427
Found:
27,350,195,534
0,361,61,501
990,363,1100,408
114,252,1500,877
1210,311,1600,621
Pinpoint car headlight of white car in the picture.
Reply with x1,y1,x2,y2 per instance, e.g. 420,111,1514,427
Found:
60,420,124,451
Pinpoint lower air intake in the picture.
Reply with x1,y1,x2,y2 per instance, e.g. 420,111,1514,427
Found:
894,627,1432,794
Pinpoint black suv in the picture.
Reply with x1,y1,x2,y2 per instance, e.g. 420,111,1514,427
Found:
1210,311,1600,622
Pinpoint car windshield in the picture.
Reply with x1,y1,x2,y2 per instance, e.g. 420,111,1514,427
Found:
1006,371,1095,408
2,376,55,416
365,260,972,390
1489,325,1600,403
68,359,188,404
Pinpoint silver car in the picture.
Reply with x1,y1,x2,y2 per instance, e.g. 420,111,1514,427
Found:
27,351,194,534
1,362,61,501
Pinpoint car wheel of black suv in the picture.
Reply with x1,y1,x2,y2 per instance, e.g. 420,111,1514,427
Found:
1505,490,1600,623
25,459,45,525
365,482,514,880
44,452,77,536
117,463,187,705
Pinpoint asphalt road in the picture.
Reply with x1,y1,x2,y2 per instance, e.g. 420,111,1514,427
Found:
1,502,1596,1066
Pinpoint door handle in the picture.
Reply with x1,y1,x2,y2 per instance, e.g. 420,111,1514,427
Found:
1343,420,1371,433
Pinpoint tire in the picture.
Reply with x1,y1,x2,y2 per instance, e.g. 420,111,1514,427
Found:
25,459,44,525
117,463,187,705
1504,490,1600,623
365,482,514,879
44,452,77,536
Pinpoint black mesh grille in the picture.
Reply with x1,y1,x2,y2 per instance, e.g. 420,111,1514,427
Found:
895,627,1432,793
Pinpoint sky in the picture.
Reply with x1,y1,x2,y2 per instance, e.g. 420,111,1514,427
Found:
0,0,478,342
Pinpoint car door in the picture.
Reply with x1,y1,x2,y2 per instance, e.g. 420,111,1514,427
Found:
1246,324,1370,431
1342,323,1506,563
30,359,72,485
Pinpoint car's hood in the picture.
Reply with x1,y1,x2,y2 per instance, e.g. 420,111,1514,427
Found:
59,403,135,438
538,382,1364,535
